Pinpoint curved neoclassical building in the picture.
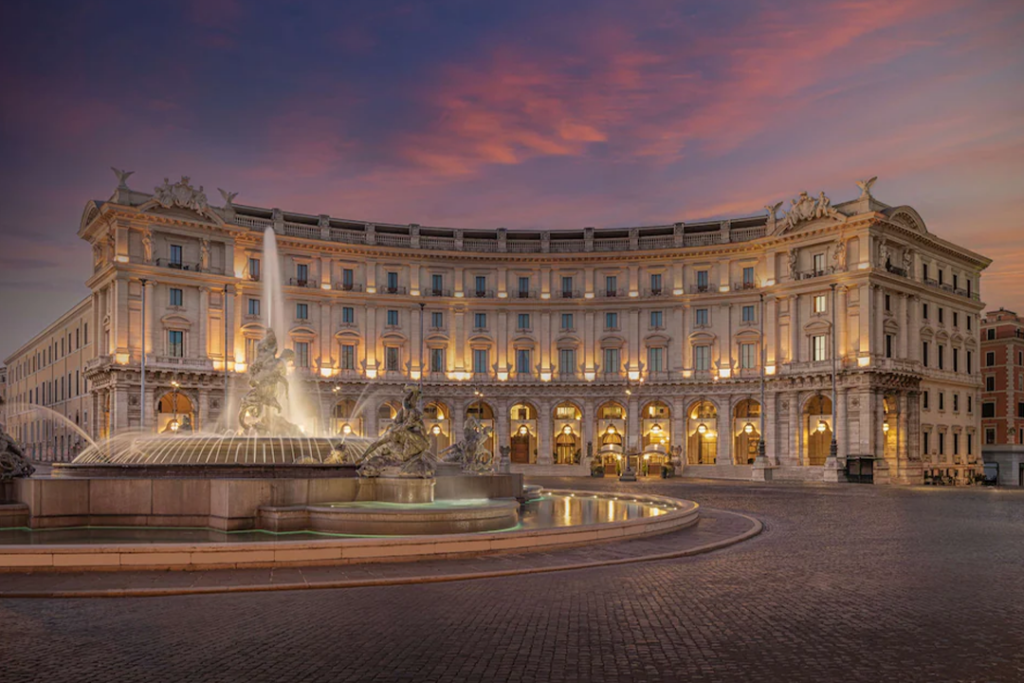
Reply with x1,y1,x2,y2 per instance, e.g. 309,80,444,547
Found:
4,174,991,484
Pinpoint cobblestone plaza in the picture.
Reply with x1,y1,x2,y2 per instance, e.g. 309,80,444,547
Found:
3,479,1022,683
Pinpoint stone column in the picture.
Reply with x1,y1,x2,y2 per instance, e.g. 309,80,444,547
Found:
789,392,801,467
837,387,848,460
671,395,685,464
198,388,210,432
837,286,848,361
626,394,640,455
233,289,243,364
766,296,778,366
765,389,778,465
364,306,377,375
859,283,872,359
717,396,732,465
858,386,875,456
670,307,683,372
898,392,909,464
582,397,595,463
365,395,379,438
454,308,466,373
537,399,553,465
143,280,155,359
113,276,130,355
495,397,510,458
790,295,800,363
875,286,886,358
681,305,692,372
320,301,333,371
198,287,210,360
898,293,909,359
628,309,641,375
875,388,886,461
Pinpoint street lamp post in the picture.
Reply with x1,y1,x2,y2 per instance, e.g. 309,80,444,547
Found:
620,382,637,482
825,283,840,473
140,278,147,432
418,302,426,389
755,292,768,465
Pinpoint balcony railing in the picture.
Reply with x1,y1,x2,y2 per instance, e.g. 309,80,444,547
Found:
470,289,495,299
380,285,408,295
288,278,319,289
549,239,586,253
155,259,202,272
515,289,538,299
885,263,908,278
558,290,582,300
149,355,215,371
733,280,759,291
425,288,453,297
796,269,829,280
421,236,457,250
730,226,766,242
596,289,628,298
508,241,542,253
333,282,364,292
376,233,412,248
642,288,668,298
690,284,714,294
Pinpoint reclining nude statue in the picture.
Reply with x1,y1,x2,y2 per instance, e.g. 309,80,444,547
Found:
237,329,302,436
441,415,495,473
357,385,434,478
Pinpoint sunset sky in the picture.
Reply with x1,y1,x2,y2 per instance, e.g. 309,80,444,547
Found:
0,0,1021,357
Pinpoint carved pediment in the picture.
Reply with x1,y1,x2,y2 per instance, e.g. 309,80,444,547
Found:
777,190,846,234
139,176,225,225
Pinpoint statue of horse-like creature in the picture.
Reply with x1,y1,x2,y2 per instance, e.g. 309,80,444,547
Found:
358,385,434,478
237,329,301,436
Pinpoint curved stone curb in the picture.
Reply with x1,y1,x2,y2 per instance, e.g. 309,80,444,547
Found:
0,509,761,599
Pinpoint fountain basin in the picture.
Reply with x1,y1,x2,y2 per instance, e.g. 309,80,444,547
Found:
258,499,519,535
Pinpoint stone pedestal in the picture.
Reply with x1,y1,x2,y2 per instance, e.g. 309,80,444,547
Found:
822,457,846,483
873,459,891,485
369,477,436,504
751,459,774,482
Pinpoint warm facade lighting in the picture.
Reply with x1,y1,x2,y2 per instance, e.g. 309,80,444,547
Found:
498,292,508,299
541,293,551,300
765,365,776,375
342,424,352,435
366,286,377,294
818,420,828,433
584,371,596,382
321,283,331,290
518,425,528,436
540,372,552,382
585,293,595,299
858,356,871,367
744,422,754,434
883,422,890,433
320,367,335,378
719,285,730,293
628,370,640,381
606,425,617,435
562,425,572,435
431,424,441,435
718,368,732,379
234,362,247,373
697,423,707,435
115,254,129,263
673,288,684,296
115,353,130,365
629,291,639,298
365,368,377,379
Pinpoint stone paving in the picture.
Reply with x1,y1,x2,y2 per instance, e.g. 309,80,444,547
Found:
2,478,1023,682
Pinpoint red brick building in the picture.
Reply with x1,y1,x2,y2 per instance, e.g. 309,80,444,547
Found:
981,308,1024,485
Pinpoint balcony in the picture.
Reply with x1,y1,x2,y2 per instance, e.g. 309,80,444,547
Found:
733,280,759,291
333,282,364,292
288,278,319,289
690,284,714,294
155,258,202,272
795,269,828,280
425,288,453,298
515,290,538,299
596,289,627,299
381,285,408,295
885,263,908,278
470,289,495,299
642,288,668,298
558,290,581,300
149,355,215,371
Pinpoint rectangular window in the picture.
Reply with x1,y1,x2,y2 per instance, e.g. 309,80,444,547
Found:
341,345,355,370
169,288,183,307
431,273,443,294
1020,402,1024,418
968,395,973,413
430,347,445,373
246,337,259,363
967,351,972,375
938,345,945,370
953,349,959,372
296,263,309,283
922,341,929,367
169,244,183,266
939,432,945,455
84,323,88,345
561,313,574,331
431,311,444,328
953,311,959,328
605,312,618,329
387,271,399,291
953,432,960,455
385,346,400,372
742,267,755,286
696,270,709,290
967,432,973,455
813,253,825,273
650,273,662,293
343,268,354,287
953,274,959,290
923,431,929,454
518,313,530,330
939,392,945,411
605,275,618,295
741,343,757,369
923,391,929,410
168,330,184,358
386,310,399,326
604,348,620,374
295,303,308,320
475,276,487,295
922,303,929,320
248,258,260,280
986,351,995,367
647,347,663,373
981,402,996,418
886,334,893,359
985,428,996,445
694,345,710,371
938,269,944,285
938,308,944,324
953,394,959,412
294,342,309,368
559,348,576,377
966,315,971,331
518,276,530,296
248,298,260,316
922,263,929,280
473,348,488,375
885,294,891,312
814,294,826,313
813,335,828,362
561,276,573,297
474,313,487,329
742,305,755,323
695,308,709,327
342,307,354,324
650,310,663,329
516,349,532,376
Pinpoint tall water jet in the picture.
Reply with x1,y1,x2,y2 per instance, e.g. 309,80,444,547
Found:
262,226,317,434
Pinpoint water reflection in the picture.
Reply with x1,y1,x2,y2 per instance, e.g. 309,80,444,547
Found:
0,493,677,545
